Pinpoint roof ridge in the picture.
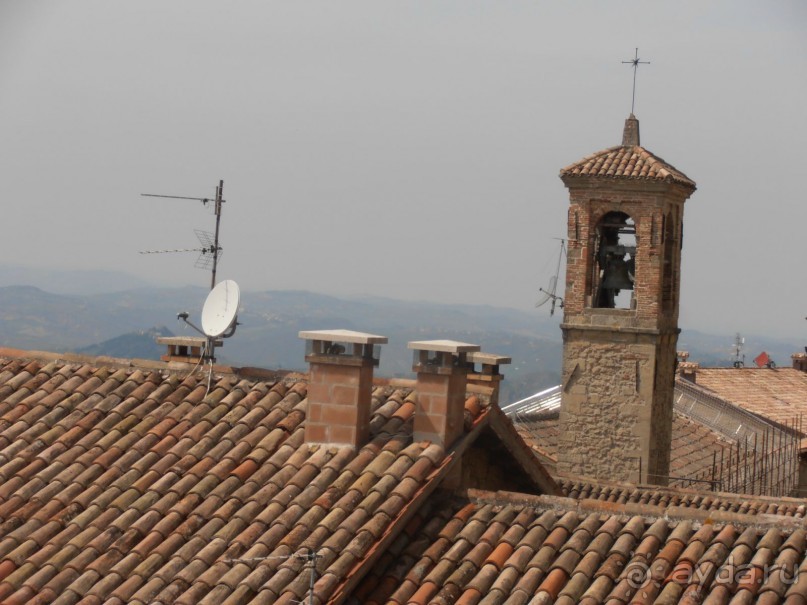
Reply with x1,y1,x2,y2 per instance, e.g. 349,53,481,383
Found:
463,488,807,531
556,473,807,507
0,346,299,383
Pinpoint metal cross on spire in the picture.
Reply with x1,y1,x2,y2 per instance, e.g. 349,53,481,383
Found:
622,48,650,114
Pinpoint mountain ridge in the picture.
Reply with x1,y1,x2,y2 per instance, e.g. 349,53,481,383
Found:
0,283,802,401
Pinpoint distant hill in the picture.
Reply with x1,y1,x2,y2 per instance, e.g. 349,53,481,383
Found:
0,264,153,295
0,284,802,402
0,285,198,351
75,326,174,360
0,285,563,399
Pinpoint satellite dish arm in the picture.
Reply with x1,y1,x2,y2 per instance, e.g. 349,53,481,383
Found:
221,318,239,338
177,312,206,337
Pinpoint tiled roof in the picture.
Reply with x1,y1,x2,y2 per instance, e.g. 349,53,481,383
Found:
514,410,730,484
689,368,807,429
0,351,555,605
3,344,807,605
560,145,696,189
353,488,807,605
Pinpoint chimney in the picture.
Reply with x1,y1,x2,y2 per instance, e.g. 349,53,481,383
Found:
792,352,807,373
466,352,511,406
622,113,640,146
299,329,387,449
156,336,220,363
678,361,699,383
408,340,480,448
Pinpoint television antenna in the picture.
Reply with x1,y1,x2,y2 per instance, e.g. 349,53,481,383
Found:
225,548,321,605
140,179,225,290
732,332,745,368
535,238,566,316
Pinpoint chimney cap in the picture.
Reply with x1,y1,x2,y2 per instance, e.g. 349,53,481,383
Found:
157,336,220,347
298,329,388,345
407,339,480,354
468,351,512,365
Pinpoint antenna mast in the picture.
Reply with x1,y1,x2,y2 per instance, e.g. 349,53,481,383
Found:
211,180,223,290
140,179,225,290
299,548,321,605
732,332,745,368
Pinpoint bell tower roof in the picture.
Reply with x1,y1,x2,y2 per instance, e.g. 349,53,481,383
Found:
560,115,696,191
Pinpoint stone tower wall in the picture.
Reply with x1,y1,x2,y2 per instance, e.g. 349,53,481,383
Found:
558,328,678,483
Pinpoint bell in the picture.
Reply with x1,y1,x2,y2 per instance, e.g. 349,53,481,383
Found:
602,258,634,290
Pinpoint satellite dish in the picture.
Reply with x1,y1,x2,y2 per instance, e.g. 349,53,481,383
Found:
535,275,558,308
201,280,240,337
535,239,566,317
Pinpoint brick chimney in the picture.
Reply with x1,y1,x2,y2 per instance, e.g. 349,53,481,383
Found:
678,361,699,383
408,340,480,448
466,352,511,406
792,352,807,373
299,329,387,449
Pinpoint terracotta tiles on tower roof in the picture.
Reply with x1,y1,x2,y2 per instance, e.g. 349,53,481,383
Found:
560,145,696,189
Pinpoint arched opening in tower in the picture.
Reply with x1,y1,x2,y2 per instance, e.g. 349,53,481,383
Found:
591,211,636,309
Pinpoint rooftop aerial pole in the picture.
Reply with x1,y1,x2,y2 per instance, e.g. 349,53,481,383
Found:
621,48,650,114
140,179,225,290
224,548,321,604
211,180,223,290
299,548,321,605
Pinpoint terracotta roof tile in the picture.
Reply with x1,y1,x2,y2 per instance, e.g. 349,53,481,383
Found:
560,144,695,188
552,473,807,521
688,368,807,427
355,487,807,605
30,347,799,604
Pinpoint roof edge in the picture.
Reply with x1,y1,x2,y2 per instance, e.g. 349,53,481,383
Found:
487,405,562,496
329,409,493,603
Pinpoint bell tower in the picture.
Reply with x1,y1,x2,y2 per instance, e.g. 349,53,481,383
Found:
556,115,696,484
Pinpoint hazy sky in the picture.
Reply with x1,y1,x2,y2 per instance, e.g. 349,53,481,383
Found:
1,1,805,339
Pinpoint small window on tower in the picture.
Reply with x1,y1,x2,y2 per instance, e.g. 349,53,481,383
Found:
591,212,636,309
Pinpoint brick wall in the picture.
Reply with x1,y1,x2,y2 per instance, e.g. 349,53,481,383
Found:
305,361,373,448
413,370,466,448
561,179,691,332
